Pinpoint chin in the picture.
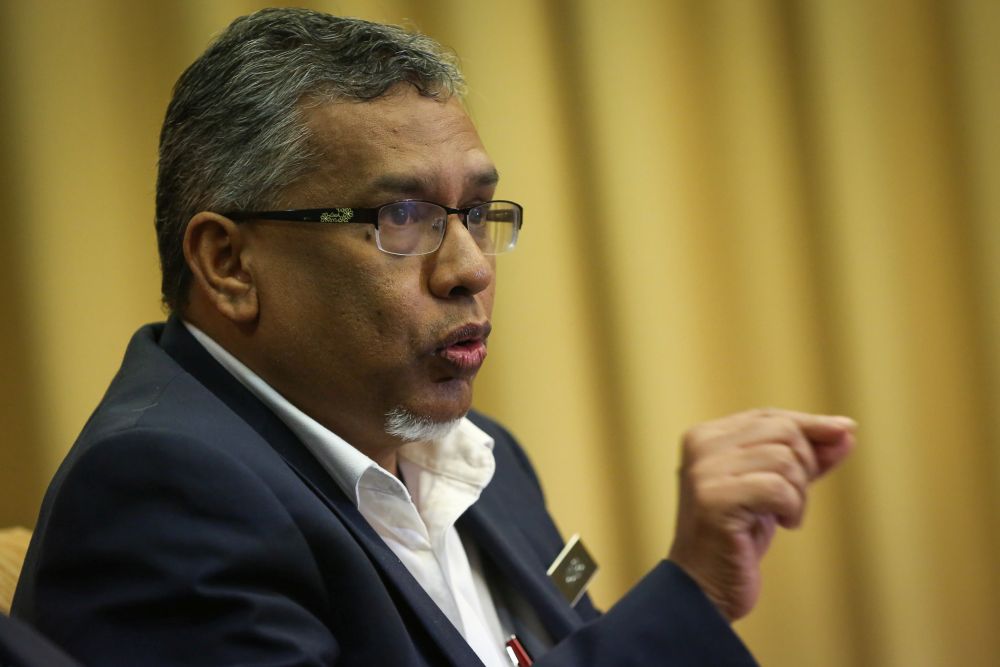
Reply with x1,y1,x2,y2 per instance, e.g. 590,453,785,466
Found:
384,407,465,442
423,378,475,417
384,381,473,442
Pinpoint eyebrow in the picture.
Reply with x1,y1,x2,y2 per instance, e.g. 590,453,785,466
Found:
370,167,501,198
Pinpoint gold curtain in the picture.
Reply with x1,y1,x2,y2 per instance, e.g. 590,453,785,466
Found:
1,1,997,665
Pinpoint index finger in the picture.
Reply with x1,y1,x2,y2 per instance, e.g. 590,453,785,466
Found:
748,408,856,442
757,409,857,476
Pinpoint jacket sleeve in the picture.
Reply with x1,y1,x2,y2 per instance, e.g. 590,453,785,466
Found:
537,561,758,666
475,414,759,667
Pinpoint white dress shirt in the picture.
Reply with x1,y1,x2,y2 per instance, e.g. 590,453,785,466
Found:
184,322,511,667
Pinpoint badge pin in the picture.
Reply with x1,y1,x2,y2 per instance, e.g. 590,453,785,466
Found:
546,533,598,606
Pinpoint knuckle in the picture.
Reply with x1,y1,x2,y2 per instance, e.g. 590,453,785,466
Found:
686,460,720,490
690,478,722,510
691,480,712,505
774,418,800,442
681,426,705,452
776,452,800,480
762,473,787,498
782,478,804,507
760,443,796,475
761,473,798,506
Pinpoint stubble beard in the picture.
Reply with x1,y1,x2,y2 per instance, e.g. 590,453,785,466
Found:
384,407,463,443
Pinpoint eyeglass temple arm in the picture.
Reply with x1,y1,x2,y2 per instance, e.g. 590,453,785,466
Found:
222,208,379,224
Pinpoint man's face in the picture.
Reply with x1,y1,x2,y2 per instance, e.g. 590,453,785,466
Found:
241,86,499,451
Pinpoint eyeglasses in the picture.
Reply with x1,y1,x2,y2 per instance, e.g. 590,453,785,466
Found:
224,199,523,257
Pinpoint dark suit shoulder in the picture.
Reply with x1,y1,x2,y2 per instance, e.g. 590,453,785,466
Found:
12,325,347,665
0,614,80,667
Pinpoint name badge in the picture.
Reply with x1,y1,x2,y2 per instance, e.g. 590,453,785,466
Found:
546,533,598,606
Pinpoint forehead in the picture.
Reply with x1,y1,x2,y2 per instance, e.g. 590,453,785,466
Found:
296,88,497,205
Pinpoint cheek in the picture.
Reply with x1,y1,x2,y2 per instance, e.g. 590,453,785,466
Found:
253,244,360,342
329,267,422,346
254,232,427,354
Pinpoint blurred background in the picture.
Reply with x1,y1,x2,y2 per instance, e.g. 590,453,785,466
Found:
1,0,997,665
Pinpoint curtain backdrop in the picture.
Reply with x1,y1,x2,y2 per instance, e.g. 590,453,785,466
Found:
1,1,997,665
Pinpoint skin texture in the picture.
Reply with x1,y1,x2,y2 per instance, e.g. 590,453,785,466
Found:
180,86,856,623
668,408,857,621
183,86,498,473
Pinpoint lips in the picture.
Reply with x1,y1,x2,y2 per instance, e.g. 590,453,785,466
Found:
435,322,491,373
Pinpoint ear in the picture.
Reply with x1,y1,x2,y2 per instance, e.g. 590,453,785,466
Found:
183,212,258,323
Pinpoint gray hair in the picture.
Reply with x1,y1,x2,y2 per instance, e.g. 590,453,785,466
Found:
385,407,462,443
155,8,465,312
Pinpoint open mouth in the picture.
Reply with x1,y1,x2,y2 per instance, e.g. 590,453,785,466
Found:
435,323,490,372
439,339,487,370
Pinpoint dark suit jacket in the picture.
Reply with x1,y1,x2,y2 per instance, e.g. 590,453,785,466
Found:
13,318,756,666
0,614,80,667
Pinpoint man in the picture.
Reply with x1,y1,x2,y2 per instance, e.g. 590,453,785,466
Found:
13,8,855,666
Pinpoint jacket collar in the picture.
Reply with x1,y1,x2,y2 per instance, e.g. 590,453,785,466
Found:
460,478,585,648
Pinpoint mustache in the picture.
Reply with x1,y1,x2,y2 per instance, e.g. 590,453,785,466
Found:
428,320,492,352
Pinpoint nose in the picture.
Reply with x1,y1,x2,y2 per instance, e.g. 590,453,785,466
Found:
427,215,494,299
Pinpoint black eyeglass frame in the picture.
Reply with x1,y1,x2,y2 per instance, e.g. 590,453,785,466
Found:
222,199,523,256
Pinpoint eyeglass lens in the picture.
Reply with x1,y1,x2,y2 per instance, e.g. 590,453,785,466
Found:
376,201,520,256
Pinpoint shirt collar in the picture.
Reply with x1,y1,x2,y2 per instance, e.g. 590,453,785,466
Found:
182,321,494,506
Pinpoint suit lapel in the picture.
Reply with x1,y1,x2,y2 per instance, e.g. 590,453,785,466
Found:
459,481,585,644
158,318,483,667
273,444,484,667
